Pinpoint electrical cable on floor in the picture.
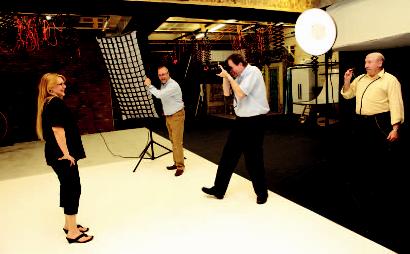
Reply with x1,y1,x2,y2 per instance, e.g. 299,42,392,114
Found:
81,92,151,159
77,72,160,160
0,111,8,143
98,129,150,159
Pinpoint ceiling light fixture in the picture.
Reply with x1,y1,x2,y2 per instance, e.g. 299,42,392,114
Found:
241,25,255,32
195,19,236,39
209,19,235,32
195,33,205,39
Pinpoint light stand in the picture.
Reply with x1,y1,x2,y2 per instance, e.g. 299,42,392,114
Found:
133,126,172,172
324,50,332,127
295,8,337,127
309,55,320,125
311,55,319,105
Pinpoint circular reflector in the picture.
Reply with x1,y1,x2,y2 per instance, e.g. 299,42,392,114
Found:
295,8,337,56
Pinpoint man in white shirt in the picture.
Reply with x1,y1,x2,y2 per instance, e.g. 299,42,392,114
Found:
202,53,270,204
144,66,185,177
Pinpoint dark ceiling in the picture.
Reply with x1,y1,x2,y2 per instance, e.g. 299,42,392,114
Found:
0,0,300,38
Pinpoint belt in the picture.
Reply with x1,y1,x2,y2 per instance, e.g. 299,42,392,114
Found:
166,108,184,116
356,112,390,122
236,114,266,121
356,114,374,119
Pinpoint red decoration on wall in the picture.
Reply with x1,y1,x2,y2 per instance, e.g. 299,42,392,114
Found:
13,15,67,52
15,16,40,51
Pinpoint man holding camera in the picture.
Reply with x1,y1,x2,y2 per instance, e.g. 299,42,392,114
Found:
202,53,270,204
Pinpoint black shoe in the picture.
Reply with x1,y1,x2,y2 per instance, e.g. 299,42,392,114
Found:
256,195,268,204
166,165,177,170
66,233,94,244
63,224,89,234
202,187,224,199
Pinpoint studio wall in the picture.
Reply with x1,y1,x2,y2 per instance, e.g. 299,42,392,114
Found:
0,32,114,144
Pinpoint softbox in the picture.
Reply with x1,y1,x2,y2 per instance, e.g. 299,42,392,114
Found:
96,31,158,120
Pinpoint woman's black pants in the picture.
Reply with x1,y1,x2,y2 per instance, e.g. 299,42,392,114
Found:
50,160,81,215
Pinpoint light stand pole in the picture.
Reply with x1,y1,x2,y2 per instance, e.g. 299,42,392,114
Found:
324,50,331,127
295,8,337,128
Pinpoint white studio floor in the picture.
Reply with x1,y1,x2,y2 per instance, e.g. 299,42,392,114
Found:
0,128,396,254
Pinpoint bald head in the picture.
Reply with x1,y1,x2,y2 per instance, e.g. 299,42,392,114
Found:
367,52,385,63
365,52,385,77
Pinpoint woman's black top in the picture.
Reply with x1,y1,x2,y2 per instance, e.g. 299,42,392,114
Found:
42,97,86,165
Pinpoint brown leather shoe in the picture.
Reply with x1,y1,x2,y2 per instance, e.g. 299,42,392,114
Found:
175,169,184,176
166,165,177,170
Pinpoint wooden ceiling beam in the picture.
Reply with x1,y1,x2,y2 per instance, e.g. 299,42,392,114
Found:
125,0,320,12
151,30,252,34
163,20,272,26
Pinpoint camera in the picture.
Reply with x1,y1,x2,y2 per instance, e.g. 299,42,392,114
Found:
203,62,230,75
207,63,223,74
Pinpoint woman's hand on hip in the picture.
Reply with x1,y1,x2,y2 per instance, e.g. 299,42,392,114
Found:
58,154,76,166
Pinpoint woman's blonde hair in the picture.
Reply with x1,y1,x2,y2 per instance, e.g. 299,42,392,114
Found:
36,73,66,140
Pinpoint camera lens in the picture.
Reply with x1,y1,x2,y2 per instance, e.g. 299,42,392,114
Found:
204,63,222,75
203,62,231,76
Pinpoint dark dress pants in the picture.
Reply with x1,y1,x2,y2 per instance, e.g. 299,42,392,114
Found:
353,113,392,190
349,113,396,233
214,115,268,198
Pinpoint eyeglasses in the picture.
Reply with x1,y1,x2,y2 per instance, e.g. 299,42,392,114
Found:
158,72,169,77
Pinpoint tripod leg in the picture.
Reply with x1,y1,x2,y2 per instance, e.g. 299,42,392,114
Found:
133,142,151,172
153,140,173,153
132,128,173,172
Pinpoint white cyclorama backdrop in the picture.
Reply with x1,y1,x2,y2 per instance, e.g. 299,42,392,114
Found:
96,31,158,120
327,0,410,51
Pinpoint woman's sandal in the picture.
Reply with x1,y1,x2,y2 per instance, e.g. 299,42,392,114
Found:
66,233,94,244
63,224,89,234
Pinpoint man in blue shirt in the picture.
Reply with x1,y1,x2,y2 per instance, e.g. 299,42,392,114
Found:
202,53,270,204
144,66,185,176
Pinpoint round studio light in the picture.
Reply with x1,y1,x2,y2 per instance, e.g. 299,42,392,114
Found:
295,8,337,56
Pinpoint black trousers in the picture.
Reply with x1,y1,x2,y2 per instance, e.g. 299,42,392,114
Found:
50,160,81,215
347,113,400,230
214,115,268,198
352,112,393,182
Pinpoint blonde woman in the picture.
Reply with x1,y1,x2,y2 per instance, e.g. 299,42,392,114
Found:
36,73,93,244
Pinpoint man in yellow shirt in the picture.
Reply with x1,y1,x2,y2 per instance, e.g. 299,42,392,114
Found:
341,51,405,233
342,52,404,139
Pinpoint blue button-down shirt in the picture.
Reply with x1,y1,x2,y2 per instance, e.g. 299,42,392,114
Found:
147,78,184,116
234,64,270,117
